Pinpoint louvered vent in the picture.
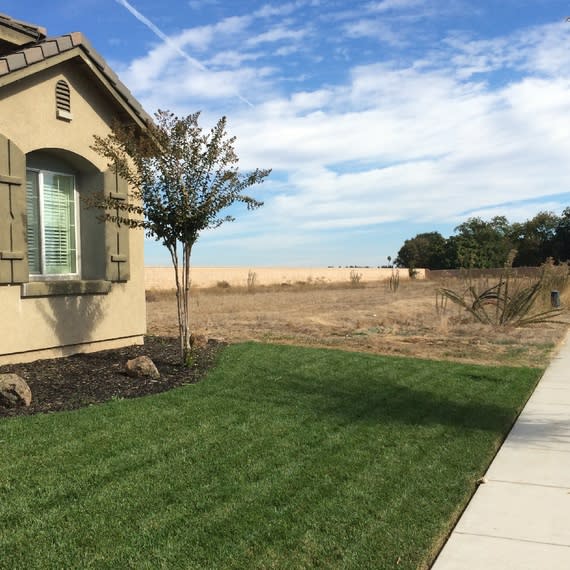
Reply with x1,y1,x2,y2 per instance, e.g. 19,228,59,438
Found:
55,80,72,120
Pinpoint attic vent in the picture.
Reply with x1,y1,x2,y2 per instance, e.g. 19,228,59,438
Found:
55,80,72,121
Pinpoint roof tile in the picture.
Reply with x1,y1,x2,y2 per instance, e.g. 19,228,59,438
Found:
40,40,59,58
55,35,73,52
0,12,46,39
24,46,43,65
69,32,83,46
0,27,152,127
87,50,105,72
5,52,26,71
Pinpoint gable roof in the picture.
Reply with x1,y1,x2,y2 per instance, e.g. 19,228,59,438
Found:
0,15,151,129
0,13,46,53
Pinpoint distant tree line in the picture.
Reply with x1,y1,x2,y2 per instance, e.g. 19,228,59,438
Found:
395,209,570,270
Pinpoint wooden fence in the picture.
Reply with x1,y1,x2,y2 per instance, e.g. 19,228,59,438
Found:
426,267,542,281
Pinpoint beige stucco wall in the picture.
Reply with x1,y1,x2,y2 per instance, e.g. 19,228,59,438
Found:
0,61,146,364
145,266,426,289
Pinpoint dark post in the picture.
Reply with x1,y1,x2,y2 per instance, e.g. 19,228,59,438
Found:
551,290,561,308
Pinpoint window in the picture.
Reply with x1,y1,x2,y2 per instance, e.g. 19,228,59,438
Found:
26,169,79,277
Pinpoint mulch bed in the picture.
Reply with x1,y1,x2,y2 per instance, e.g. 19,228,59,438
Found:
0,336,226,419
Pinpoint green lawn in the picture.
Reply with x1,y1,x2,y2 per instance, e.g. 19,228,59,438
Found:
0,343,541,569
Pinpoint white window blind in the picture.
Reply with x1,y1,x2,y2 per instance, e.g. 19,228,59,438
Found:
26,172,41,274
26,170,78,276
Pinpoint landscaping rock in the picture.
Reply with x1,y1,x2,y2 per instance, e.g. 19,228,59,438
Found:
125,356,160,379
0,374,32,407
190,333,208,349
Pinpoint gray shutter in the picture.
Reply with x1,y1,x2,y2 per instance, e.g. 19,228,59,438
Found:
0,134,28,284
104,168,130,282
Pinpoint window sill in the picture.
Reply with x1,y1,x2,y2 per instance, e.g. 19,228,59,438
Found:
21,280,112,298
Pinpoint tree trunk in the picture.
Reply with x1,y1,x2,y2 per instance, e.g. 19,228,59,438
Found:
170,242,194,366
181,244,192,365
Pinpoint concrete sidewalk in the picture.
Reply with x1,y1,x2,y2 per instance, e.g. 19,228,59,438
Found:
432,332,570,569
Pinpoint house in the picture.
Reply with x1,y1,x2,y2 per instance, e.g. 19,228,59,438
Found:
0,13,149,364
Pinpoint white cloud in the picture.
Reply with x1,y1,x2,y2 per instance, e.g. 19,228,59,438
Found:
366,0,425,12
188,0,220,10
116,4,314,109
274,44,303,57
120,12,570,256
168,15,252,52
253,2,299,18
443,22,570,79
344,19,408,46
207,50,263,68
245,25,309,47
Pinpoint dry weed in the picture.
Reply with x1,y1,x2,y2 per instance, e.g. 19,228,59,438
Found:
147,279,569,368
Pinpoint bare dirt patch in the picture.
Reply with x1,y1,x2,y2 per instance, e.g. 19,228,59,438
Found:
147,280,569,368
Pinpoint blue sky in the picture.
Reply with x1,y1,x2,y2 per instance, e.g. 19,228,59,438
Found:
6,0,570,266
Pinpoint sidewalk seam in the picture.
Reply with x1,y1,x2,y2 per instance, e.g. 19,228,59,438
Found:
455,531,570,549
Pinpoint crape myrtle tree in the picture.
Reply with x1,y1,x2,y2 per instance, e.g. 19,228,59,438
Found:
91,110,271,364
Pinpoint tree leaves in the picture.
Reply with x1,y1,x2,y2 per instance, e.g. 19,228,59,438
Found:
89,110,271,363
396,211,570,270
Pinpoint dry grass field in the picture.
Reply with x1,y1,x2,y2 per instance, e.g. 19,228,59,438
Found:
147,278,570,368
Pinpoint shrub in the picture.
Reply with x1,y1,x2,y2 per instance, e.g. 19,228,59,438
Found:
436,251,566,326
145,289,176,302
388,269,400,293
349,270,363,287
247,270,257,293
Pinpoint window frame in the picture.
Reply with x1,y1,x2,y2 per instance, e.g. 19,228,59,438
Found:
26,167,81,281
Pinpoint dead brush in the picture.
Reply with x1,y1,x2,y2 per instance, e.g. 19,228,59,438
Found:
388,269,400,293
538,258,569,308
247,270,257,293
437,251,567,326
435,289,448,316
349,270,363,287
146,288,176,303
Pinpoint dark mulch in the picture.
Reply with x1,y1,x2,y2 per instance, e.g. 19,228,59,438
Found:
0,336,226,419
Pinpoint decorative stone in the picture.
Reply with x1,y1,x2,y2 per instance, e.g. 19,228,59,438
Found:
190,333,208,349
0,374,32,407
125,356,160,379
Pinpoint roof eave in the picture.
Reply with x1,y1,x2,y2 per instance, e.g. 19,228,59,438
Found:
0,46,152,131
0,12,46,46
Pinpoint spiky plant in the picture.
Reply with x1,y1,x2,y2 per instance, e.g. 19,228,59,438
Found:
437,251,566,326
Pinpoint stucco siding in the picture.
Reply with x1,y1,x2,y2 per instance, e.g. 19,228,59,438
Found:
0,60,146,364
0,61,120,164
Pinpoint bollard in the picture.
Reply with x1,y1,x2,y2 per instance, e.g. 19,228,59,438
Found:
551,290,561,308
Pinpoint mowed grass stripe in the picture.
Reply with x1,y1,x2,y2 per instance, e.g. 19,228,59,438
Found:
0,343,540,569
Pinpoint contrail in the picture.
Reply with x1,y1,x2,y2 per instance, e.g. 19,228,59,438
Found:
114,0,254,107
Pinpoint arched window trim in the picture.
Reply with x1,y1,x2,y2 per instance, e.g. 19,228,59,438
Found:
55,79,72,121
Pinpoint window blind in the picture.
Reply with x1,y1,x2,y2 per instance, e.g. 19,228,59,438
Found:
43,174,76,275
26,170,77,276
26,172,41,274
